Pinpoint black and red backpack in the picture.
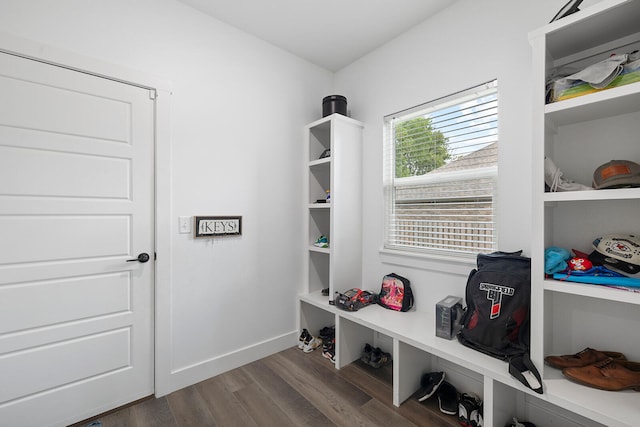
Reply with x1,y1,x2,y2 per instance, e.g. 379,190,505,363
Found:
457,251,531,360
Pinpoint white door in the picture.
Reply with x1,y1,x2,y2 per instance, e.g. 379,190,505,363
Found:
0,52,154,426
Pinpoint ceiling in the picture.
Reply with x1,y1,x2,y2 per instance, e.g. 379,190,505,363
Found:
178,0,455,72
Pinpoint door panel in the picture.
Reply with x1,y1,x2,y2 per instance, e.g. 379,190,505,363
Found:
0,68,131,141
0,272,130,334
0,215,130,264
0,145,131,198
0,52,154,426
1,328,131,403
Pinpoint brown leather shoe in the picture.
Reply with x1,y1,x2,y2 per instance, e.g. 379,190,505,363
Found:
563,358,640,391
544,348,626,369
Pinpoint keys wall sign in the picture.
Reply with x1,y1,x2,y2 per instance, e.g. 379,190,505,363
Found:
195,216,242,237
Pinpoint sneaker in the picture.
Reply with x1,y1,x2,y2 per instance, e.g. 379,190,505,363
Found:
322,337,334,351
301,331,313,350
437,381,458,415
322,345,336,363
298,329,310,350
416,371,445,402
320,328,335,355
368,347,392,368
458,393,483,427
322,338,336,363
360,343,374,364
313,235,329,248
318,326,335,341
303,336,322,353
319,148,331,159
544,157,592,192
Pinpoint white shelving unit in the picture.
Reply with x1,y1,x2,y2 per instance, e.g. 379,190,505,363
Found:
529,1,640,426
302,113,364,299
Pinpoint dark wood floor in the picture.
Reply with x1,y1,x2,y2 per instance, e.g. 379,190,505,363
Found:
73,346,458,427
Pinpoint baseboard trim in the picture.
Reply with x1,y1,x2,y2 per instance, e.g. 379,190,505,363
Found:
156,330,298,396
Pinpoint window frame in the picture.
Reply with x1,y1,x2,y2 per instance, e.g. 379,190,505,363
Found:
382,80,499,262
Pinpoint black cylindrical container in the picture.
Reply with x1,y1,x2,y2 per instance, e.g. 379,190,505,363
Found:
322,95,347,117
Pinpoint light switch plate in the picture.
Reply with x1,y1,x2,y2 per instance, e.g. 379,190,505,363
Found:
179,216,191,234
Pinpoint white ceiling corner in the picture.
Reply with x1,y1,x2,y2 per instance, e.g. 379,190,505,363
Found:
177,0,455,71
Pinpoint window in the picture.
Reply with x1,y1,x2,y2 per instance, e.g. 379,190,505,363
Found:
383,80,498,257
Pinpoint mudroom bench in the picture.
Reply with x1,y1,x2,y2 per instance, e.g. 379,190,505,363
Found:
298,291,618,426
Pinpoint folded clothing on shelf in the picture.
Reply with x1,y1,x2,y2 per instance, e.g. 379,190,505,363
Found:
547,52,640,103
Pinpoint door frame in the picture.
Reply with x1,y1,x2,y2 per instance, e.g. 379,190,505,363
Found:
0,31,175,397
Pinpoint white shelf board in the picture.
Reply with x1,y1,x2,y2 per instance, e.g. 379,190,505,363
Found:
544,278,640,305
308,203,330,209
306,113,364,130
309,157,330,167
308,246,330,254
299,289,335,312
543,376,639,427
545,82,640,126
542,187,640,202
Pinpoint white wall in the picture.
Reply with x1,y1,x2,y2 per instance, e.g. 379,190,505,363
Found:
333,0,601,310
0,0,332,395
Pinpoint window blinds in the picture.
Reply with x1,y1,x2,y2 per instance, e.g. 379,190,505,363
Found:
384,80,498,255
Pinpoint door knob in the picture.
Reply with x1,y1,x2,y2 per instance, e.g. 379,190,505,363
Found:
126,253,150,263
